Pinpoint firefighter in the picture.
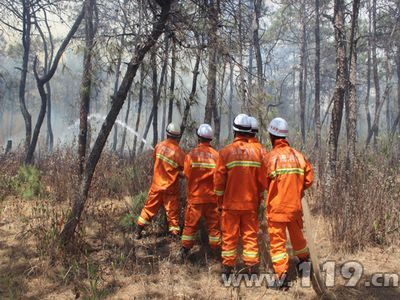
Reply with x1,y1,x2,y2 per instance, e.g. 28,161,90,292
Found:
179,124,220,259
262,117,314,289
214,114,265,277
135,123,185,240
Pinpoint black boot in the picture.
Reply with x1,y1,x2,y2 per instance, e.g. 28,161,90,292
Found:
248,264,260,276
269,272,291,291
296,256,312,278
178,247,190,261
134,225,144,240
209,247,221,261
168,231,181,241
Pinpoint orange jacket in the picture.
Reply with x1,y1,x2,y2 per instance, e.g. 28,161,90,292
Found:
150,138,185,193
214,136,264,211
248,136,261,146
183,142,219,204
249,137,263,151
261,139,313,222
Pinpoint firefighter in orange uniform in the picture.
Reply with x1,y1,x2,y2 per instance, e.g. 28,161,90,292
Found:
179,124,220,258
214,114,265,277
262,117,314,289
135,123,185,239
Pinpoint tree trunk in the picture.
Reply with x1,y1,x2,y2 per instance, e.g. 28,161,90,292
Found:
151,36,169,147
26,7,85,164
314,0,321,174
161,35,170,140
119,91,131,155
214,62,224,146
364,0,372,138
34,11,54,153
371,0,380,146
392,45,400,136
139,109,154,154
385,49,391,134
324,0,346,213
60,1,173,245
151,50,158,147
314,0,321,148
161,73,168,141
168,38,176,123
237,0,247,110
204,0,218,126
112,36,126,152
366,50,393,146
346,0,360,170
132,64,145,158
78,0,95,175
299,0,307,144
20,0,32,152
366,16,397,147
181,39,202,135
248,0,254,99
46,81,54,152
227,61,234,140
252,0,265,136
253,0,263,90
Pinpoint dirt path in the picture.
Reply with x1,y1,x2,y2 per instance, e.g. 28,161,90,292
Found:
1,198,399,299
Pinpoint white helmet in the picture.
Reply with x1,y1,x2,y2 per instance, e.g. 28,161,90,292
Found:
197,123,214,140
268,117,288,137
249,116,259,133
233,113,251,133
166,122,182,137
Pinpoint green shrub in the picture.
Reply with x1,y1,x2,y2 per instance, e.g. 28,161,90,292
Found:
12,165,42,199
120,213,136,230
120,191,167,231
120,192,148,230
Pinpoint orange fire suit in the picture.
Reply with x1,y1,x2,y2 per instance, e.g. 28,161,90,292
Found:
248,136,262,149
214,136,264,267
261,139,314,277
137,138,185,234
181,142,221,249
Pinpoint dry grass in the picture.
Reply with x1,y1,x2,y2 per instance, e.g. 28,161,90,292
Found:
317,148,400,253
0,144,399,299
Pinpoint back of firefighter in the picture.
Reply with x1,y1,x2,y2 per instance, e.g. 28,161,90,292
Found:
262,117,314,289
179,124,220,258
214,114,265,277
135,123,185,239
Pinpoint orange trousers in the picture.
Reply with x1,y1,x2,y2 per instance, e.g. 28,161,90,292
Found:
137,188,180,234
221,210,259,267
181,203,221,249
268,217,309,277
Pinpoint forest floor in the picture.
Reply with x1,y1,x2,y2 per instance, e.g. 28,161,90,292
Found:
1,196,399,300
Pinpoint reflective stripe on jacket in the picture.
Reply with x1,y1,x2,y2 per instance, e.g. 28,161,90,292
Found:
261,139,313,222
183,142,219,204
150,138,185,192
214,136,264,210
